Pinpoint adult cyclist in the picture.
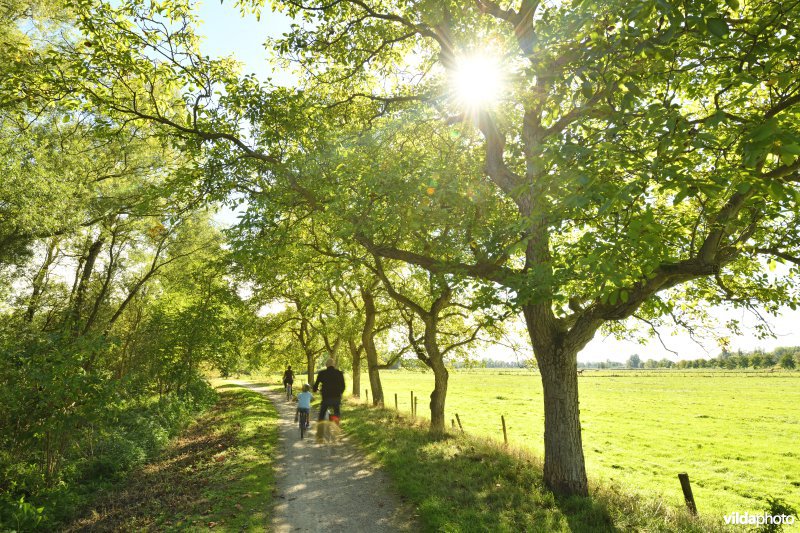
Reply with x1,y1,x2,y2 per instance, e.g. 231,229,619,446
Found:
282,365,295,399
313,357,345,423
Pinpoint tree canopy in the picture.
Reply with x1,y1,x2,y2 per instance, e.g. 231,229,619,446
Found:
4,0,800,505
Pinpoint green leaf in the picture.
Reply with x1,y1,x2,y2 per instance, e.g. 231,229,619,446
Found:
779,143,800,155
707,18,729,38
768,181,784,201
749,119,780,142
673,188,690,205
581,80,593,99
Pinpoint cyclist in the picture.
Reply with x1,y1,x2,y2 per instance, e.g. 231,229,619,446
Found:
282,365,295,399
313,357,345,423
295,383,312,435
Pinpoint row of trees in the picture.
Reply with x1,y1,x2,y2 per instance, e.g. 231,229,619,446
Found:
585,346,800,369
0,1,261,525
5,0,800,502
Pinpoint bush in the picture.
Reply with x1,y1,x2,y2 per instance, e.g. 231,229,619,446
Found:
758,497,797,533
0,379,217,530
0,495,44,532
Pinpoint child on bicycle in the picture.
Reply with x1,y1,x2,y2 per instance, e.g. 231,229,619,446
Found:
295,383,312,427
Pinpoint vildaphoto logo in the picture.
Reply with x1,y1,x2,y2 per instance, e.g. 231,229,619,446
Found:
723,512,796,526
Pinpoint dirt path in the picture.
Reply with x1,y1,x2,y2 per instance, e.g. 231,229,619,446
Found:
237,382,417,533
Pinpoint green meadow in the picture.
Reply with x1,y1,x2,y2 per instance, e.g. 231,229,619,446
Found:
356,369,800,519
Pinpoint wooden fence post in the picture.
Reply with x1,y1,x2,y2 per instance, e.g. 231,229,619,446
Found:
410,391,414,417
501,415,508,445
678,473,697,515
455,413,464,432
414,396,418,419
394,393,398,411
365,389,369,405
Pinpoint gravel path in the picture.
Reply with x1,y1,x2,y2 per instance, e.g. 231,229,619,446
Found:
237,382,417,533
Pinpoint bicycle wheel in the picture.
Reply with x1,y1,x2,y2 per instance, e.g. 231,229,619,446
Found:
299,411,307,439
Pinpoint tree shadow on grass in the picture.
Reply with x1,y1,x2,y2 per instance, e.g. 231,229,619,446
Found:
342,404,630,533
64,389,278,532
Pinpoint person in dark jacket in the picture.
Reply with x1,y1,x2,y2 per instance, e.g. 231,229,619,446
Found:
282,366,294,393
313,357,345,421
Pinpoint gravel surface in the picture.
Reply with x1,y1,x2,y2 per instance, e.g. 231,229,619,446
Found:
238,382,418,533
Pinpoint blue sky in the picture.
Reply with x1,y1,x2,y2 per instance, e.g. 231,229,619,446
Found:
195,0,293,84
194,2,800,362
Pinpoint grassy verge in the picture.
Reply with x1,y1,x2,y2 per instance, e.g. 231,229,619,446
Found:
341,401,725,533
64,382,278,531
361,370,800,515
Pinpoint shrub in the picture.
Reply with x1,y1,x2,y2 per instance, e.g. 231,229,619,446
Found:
758,497,797,533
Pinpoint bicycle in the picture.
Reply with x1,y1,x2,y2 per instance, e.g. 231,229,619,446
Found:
298,409,309,439
284,382,293,400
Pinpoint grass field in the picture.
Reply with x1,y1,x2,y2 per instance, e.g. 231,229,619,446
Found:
354,369,800,521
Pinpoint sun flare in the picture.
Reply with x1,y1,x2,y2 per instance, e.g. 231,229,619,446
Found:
451,52,504,110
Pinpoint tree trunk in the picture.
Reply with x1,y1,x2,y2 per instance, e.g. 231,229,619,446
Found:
26,239,58,322
361,287,384,406
524,302,590,497
363,335,384,406
537,347,587,496
428,355,448,434
84,230,119,334
421,313,448,434
306,352,315,385
69,236,105,334
349,338,362,398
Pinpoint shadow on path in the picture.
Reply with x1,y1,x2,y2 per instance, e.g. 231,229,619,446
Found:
236,381,417,533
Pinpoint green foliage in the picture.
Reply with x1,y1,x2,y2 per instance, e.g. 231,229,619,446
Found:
0,9,257,522
758,498,797,533
63,383,278,530
0,496,44,532
0,384,214,529
8,0,800,506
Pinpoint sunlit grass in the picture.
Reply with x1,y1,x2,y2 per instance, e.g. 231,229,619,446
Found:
360,369,800,518
342,401,719,532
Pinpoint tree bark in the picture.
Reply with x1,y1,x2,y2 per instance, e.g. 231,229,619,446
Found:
427,352,448,434
349,337,362,398
306,351,316,385
69,235,105,334
537,346,587,496
361,287,385,406
84,229,119,334
26,239,58,322
523,304,593,497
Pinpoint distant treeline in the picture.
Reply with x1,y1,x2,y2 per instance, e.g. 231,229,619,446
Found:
454,359,531,369
577,347,800,369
